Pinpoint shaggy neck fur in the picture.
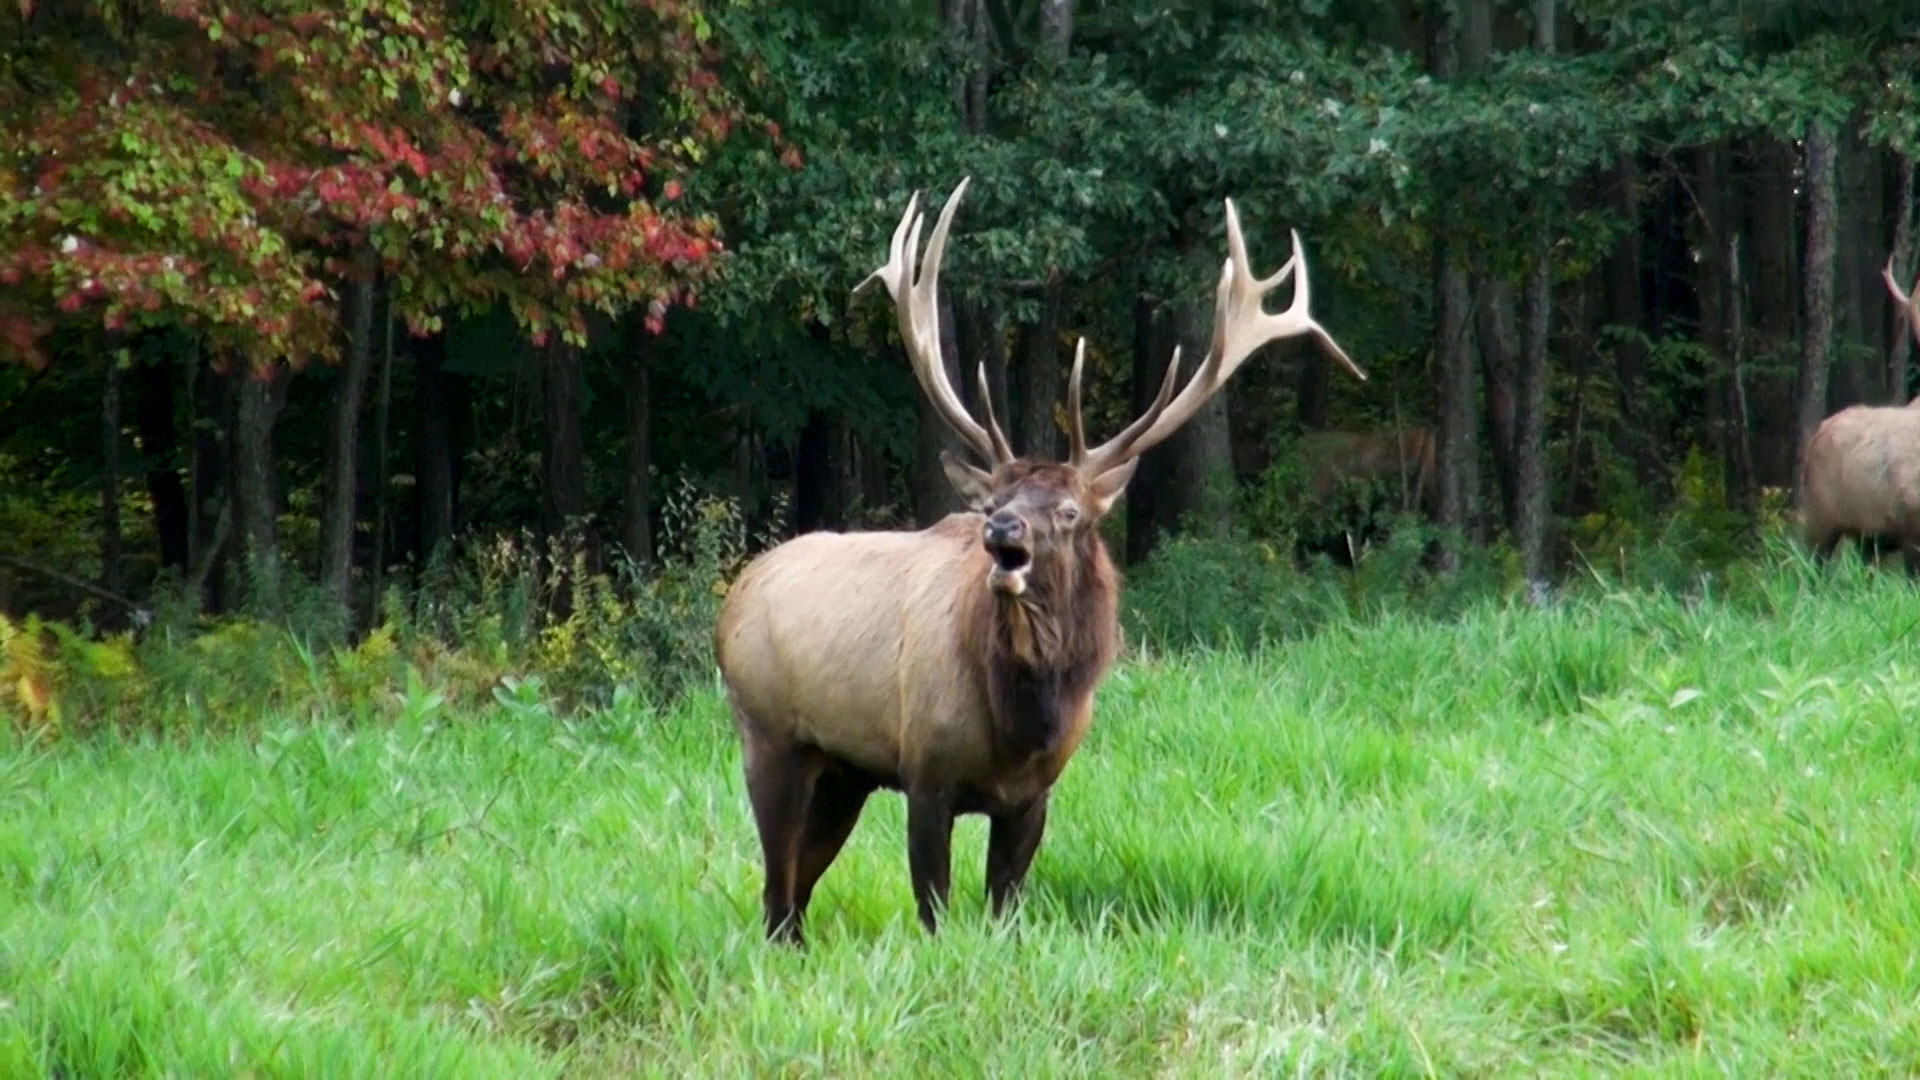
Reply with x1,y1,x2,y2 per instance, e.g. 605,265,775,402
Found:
973,527,1121,760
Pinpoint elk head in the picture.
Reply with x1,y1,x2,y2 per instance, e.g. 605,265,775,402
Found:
855,176,1366,597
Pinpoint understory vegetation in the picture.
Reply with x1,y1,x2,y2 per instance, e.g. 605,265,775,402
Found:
11,535,1920,1074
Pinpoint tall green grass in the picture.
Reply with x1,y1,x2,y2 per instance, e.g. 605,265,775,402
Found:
10,553,1920,1075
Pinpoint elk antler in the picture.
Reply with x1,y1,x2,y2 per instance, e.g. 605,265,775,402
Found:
1887,255,1920,352
1071,199,1365,480
855,177,1014,468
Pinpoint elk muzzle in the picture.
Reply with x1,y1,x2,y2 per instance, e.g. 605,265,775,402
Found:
983,510,1033,596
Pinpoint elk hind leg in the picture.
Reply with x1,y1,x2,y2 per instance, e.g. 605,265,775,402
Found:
792,767,875,924
741,733,823,944
985,793,1049,919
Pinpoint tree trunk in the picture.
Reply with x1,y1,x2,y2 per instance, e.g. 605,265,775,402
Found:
1831,120,1884,408
1887,152,1916,404
794,409,841,534
99,349,123,598
370,303,395,606
1745,136,1801,488
188,357,233,612
623,325,653,566
1603,155,1654,485
541,337,588,542
1726,232,1757,512
1432,0,1483,568
1153,292,1235,540
320,244,378,618
1793,121,1839,504
1126,296,1170,565
135,341,189,573
1477,275,1521,535
414,334,459,564
1515,0,1556,596
1008,0,1074,463
1011,297,1062,460
231,360,288,616
1295,352,1330,431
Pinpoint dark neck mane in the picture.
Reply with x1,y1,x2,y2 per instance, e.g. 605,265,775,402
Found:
974,529,1121,760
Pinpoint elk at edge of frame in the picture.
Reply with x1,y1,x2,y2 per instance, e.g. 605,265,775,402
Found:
713,177,1366,942
1798,257,1920,568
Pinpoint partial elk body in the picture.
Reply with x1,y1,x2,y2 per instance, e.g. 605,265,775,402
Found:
1799,258,1920,568
714,177,1363,942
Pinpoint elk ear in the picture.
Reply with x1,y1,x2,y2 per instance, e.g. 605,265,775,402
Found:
1087,459,1139,517
940,450,995,509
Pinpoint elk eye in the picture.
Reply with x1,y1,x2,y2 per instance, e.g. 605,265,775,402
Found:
1058,504,1080,524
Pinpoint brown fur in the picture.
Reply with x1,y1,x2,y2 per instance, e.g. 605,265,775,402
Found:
715,462,1124,940
1798,403,1920,568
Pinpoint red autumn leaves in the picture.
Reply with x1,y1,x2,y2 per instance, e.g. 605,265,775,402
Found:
1,0,741,368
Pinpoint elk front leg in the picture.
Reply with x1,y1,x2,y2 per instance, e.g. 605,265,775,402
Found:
905,786,956,933
986,792,1048,918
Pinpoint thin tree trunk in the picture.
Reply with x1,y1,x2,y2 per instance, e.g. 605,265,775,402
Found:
320,244,378,618
1009,0,1074,462
541,337,588,542
189,355,233,612
371,302,395,606
1515,0,1556,596
1477,275,1521,535
1432,0,1483,567
1126,295,1169,565
1727,233,1757,511
99,349,123,598
1696,143,1734,488
1888,152,1916,404
1831,121,1884,408
232,360,288,616
415,334,458,564
1011,297,1062,460
1603,155,1654,485
135,340,189,572
623,324,653,566
1742,136,1801,488
1794,121,1839,504
794,409,840,534
1156,279,1236,540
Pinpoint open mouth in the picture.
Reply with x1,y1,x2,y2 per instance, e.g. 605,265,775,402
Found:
989,543,1031,574
985,541,1032,594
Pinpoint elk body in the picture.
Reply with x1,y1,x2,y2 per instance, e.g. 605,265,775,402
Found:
1799,258,1920,567
714,178,1365,942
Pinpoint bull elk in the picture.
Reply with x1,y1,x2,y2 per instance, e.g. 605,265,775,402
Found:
1798,257,1920,566
713,177,1365,942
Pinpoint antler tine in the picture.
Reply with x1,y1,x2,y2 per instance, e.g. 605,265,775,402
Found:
1076,199,1365,479
974,361,1014,463
1887,255,1920,351
1067,337,1087,465
854,177,1011,468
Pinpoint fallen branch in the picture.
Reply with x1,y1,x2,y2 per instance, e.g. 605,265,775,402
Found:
0,554,150,622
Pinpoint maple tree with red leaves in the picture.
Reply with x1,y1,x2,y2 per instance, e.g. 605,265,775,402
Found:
0,0,744,370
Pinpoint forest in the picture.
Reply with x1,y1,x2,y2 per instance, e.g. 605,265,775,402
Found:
3,0,1916,657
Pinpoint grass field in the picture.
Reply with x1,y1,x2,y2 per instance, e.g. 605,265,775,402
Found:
11,560,1920,1076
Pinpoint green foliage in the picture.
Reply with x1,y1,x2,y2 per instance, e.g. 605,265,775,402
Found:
1,476,784,738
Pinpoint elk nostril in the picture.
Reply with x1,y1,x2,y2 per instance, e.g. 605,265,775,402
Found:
986,513,1025,543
